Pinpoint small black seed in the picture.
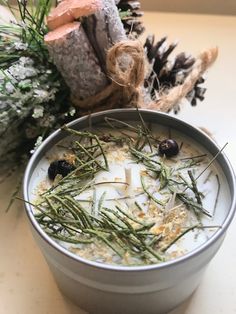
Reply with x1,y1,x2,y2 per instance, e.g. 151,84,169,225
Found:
48,159,75,180
159,139,179,157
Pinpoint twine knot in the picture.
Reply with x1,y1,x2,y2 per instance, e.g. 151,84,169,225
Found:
107,40,145,89
72,39,218,115
72,40,146,112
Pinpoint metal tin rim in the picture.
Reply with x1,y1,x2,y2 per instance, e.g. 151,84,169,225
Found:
23,108,236,272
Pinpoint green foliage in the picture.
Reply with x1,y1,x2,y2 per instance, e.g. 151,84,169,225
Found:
0,0,52,61
0,1,72,172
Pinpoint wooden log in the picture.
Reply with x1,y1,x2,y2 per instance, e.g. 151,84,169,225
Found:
44,22,108,100
47,0,102,30
82,0,127,74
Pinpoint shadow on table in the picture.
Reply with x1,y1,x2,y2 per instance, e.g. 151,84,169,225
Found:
169,292,195,314
63,290,195,314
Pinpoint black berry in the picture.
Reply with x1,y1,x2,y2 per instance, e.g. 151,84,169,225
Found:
48,159,75,180
159,139,179,157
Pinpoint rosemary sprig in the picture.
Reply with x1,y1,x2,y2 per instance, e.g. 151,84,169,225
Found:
135,201,144,211
102,207,163,261
141,176,164,206
177,194,211,218
162,225,198,252
159,161,172,190
33,183,166,262
84,229,123,257
115,205,148,227
195,143,228,180
62,126,109,171
104,117,140,133
162,224,221,252
47,233,93,244
136,108,153,152
97,191,106,216
188,170,203,206
213,175,220,216
22,115,224,265
130,148,161,176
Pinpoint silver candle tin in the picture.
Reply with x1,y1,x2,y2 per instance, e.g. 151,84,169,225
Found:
23,109,236,314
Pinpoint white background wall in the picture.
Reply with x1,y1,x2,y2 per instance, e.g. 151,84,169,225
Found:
140,0,236,15
4,1,236,15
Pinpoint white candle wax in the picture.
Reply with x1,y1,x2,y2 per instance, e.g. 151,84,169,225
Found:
29,122,231,266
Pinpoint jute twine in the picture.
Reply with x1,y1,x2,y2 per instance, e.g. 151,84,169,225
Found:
72,40,218,114
147,47,218,112
72,40,146,113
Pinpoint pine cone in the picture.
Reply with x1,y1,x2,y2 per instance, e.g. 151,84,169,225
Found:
186,77,206,107
116,0,145,38
144,35,207,111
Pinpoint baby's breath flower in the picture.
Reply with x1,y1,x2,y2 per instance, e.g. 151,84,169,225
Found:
69,107,76,116
13,42,28,51
32,105,44,119
34,87,58,102
34,89,50,101
5,82,15,94
0,1,72,173
8,62,37,80
19,56,34,67
65,107,76,117
30,136,43,154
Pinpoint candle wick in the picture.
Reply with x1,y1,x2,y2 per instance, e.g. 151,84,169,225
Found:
125,167,132,187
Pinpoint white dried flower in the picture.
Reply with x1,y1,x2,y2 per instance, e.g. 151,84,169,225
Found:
34,88,57,102
8,61,37,80
65,107,76,117
32,105,44,119
30,136,43,154
14,42,28,51
36,135,43,146
19,57,34,66
34,89,50,102
69,107,76,116
5,82,15,94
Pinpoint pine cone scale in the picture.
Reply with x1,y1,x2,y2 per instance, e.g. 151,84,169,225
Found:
144,35,207,110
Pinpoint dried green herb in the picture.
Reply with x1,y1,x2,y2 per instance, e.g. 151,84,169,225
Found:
26,114,225,265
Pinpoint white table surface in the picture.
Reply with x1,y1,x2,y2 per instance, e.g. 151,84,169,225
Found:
0,10,236,314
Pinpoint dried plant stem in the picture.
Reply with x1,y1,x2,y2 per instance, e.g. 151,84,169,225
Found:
23,114,222,265
162,225,198,252
188,170,203,206
213,175,220,217
195,143,228,180
141,176,164,206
